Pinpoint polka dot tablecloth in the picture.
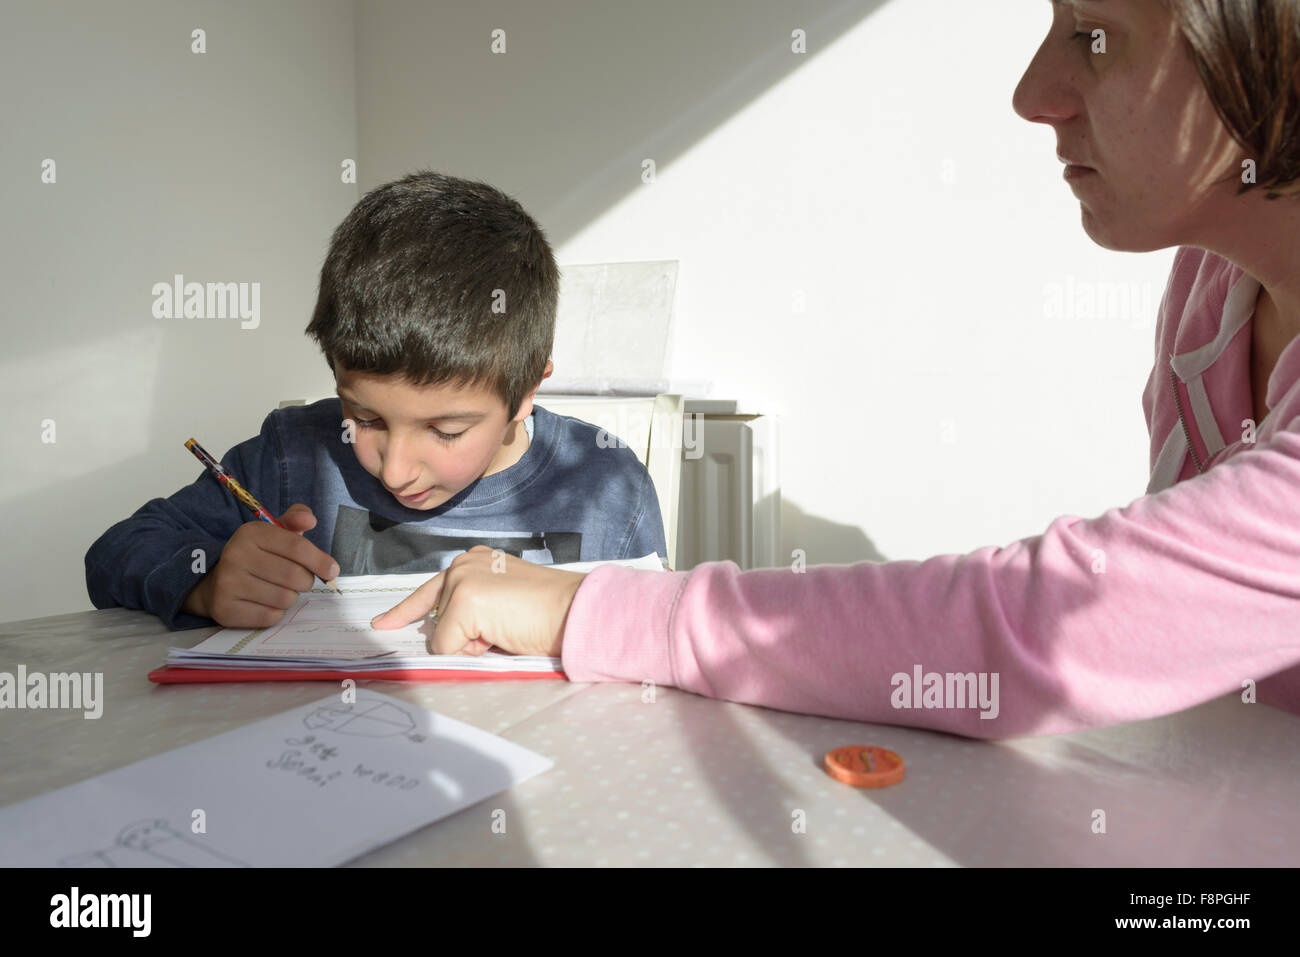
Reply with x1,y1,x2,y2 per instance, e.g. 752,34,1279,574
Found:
2,608,1298,866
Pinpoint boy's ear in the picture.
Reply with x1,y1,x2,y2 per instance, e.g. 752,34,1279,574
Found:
513,360,554,422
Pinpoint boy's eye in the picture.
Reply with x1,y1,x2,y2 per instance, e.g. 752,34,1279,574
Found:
351,417,464,442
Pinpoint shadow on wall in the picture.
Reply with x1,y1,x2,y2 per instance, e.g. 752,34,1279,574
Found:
779,494,889,567
356,0,891,244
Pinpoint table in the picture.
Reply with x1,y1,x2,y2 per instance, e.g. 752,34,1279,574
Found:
2,607,1298,866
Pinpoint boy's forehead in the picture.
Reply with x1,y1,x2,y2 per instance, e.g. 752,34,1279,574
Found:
333,364,505,418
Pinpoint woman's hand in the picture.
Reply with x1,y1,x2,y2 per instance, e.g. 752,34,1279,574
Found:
370,545,587,658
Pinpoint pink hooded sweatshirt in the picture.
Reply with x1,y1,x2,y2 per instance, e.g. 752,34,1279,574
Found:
561,246,1300,738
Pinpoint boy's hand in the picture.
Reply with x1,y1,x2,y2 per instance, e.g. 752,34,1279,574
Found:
183,504,341,627
370,546,586,658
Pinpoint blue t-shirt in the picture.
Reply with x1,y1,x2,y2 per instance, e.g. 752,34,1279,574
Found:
84,400,667,629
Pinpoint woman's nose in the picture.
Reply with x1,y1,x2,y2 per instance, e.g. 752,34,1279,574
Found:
1012,40,1077,127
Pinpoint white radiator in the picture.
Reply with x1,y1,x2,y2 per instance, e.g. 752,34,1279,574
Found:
676,400,780,572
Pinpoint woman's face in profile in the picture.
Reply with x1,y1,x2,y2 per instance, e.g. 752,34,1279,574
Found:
1012,0,1246,253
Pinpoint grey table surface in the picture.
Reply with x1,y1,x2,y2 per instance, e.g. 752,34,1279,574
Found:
2,607,1298,866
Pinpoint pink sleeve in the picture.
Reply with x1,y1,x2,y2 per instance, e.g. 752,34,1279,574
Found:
561,417,1300,738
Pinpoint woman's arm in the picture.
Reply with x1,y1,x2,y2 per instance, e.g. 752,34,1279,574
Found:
562,416,1300,738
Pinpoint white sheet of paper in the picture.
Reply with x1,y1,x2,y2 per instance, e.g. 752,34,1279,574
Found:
0,691,552,867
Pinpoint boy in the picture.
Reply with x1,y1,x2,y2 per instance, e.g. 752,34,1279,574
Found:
85,171,667,630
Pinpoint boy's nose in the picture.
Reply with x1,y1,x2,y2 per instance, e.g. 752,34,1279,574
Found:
377,438,424,491
380,466,424,495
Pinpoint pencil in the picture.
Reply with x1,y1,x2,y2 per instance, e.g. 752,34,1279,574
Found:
184,437,340,594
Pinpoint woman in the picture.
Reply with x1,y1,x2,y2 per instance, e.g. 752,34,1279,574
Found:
374,0,1300,738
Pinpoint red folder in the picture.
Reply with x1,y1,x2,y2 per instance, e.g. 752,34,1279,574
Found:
148,666,568,684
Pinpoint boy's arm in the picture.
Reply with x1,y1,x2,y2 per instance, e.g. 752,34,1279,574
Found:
621,469,669,563
84,414,286,629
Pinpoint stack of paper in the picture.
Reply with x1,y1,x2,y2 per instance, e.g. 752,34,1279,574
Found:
151,553,665,683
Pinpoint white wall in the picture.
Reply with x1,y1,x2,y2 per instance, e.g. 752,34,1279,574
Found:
2,0,1178,623
0,0,357,621
355,0,1175,566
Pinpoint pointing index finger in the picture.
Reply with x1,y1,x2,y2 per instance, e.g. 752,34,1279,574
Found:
371,571,445,629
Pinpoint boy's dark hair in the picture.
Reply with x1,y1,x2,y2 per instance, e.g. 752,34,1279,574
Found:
306,170,559,418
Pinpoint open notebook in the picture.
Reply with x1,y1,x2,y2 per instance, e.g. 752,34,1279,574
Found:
149,553,665,684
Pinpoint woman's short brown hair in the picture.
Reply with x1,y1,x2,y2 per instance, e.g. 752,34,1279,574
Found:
1164,0,1300,199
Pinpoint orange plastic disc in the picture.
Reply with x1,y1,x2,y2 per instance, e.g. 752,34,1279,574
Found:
824,745,905,788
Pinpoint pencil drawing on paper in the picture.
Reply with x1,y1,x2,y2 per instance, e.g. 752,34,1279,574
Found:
58,818,248,867
303,699,416,737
